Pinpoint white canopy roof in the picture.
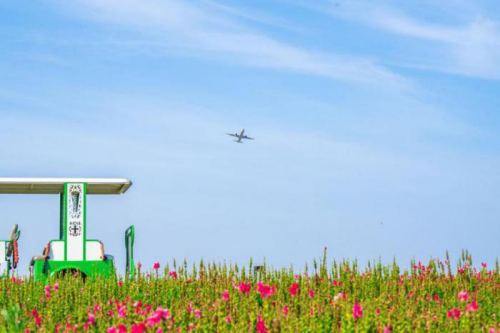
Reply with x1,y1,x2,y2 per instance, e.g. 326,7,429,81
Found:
0,178,132,194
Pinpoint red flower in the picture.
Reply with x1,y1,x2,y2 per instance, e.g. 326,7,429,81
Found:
87,313,95,325
447,308,461,319
153,263,160,270
257,283,275,299
256,315,268,333
308,289,314,299
353,303,363,319
168,271,178,279
283,305,289,316
289,283,299,296
131,323,146,333
466,300,479,313
458,290,468,302
222,290,230,301
238,282,251,294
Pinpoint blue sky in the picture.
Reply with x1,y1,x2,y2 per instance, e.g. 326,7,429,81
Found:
1,0,500,274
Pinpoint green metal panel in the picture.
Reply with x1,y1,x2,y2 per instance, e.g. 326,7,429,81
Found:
63,183,68,260
125,225,135,279
59,193,64,240
33,259,115,281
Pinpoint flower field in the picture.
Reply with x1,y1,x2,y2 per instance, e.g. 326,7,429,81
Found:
1,251,499,332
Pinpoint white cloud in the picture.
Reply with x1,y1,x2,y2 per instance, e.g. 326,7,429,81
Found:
322,0,500,80
52,0,410,89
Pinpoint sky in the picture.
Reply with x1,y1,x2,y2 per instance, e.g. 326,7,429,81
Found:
1,0,500,274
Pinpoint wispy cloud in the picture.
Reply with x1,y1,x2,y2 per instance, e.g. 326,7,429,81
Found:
320,0,500,80
51,0,410,89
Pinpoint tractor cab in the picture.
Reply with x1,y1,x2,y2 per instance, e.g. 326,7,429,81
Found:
0,224,21,277
0,178,135,280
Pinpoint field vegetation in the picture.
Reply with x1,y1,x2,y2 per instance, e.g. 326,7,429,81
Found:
0,250,498,332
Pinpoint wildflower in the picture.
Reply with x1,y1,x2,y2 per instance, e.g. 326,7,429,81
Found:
458,268,465,274
194,309,202,318
353,303,363,319
107,327,117,333
238,282,251,294
222,289,230,301
117,305,127,318
168,271,178,279
53,283,59,291
333,293,346,302
256,315,268,333
289,283,299,296
131,323,146,333
466,300,479,313
309,289,314,298
87,313,95,325
383,326,393,333
375,308,381,315
147,312,162,326
44,285,51,299
153,263,160,270
283,305,289,316
118,324,127,333
225,316,232,323
482,262,487,268
458,290,469,302
257,283,276,299
447,308,461,319
32,308,42,327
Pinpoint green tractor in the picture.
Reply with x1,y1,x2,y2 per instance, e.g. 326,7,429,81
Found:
0,224,21,277
0,178,135,280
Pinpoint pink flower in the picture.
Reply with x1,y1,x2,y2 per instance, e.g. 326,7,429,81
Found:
118,324,127,333
131,323,146,333
308,289,314,299
153,263,160,270
333,292,346,302
257,283,276,299
353,303,363,319
147,312,162,326
87,313,95,325
289,283,299,296
53,283,59,291
458,268,465,274
482,262,487,268
383,326,393,333
466,300,479,313
238,282,251,294
168,271,178,279
107,327,117,333
225,316,231,323
458,290,469,302
256,315,268,333
194,309,202,318
117,305,127,318
375,308,381,315
447,308,461,319
222,290,230,301
283,305,289,316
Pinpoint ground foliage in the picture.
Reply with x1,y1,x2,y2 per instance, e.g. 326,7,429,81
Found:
0,250,499,332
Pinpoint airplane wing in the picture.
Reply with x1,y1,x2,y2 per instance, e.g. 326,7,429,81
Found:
243,135,254,140
226,133,239,138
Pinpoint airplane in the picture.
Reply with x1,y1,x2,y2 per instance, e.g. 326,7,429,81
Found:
227,129,254,143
